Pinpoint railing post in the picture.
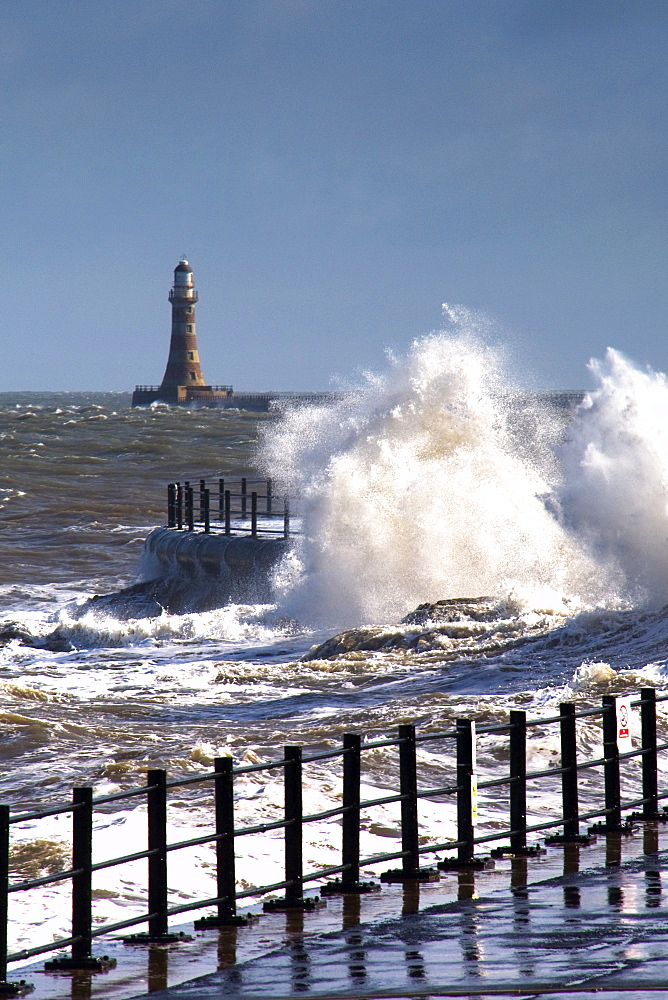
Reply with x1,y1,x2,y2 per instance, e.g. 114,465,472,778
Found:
399,724,419,874
71,788,93,963
439,720,492,871
199,479,206,522
218,478,225,521
602,695,622,832
562,702,580,840
195,757,249,928
45,789,114,971
176,482,183,530
509,710,527,854
214,757,235,921
251,493,257,538
561,702,579,840
640,687,660,820
123,769,189,943
203,489,210,534
284,746,302,905
0,805,32,990
0,806,9,986
266,478,273,515
136,770,168,942
545,702,592,846
342,734,361,886
167,483,176,527
323,735,377,896
383,725,438,882
148,768,169,937
456,719,476,865
185,485,194,531
224,490,231,535
283,498,290,540
264,746,319,910
241,478,247,517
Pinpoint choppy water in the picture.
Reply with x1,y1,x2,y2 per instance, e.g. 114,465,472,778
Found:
3,322,668,954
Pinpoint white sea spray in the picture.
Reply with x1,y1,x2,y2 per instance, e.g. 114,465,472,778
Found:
558,347,668,606
262,326,614,626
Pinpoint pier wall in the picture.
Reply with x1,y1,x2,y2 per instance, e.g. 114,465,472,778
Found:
138,526,291,613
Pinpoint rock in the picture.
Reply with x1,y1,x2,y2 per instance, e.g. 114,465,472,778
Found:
0,622,73,652
303,628,400,660
301,596,518,661
401,597,515,625
71,579,166,621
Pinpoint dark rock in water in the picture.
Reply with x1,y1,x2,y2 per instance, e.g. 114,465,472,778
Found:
69,573,241,620
302,596,520,661
0,622,73,652
401,597,515,625
302,627,395,660
71,579,167,621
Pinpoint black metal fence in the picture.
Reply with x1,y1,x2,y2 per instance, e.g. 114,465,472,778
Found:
166,477,292,539
2,690,668,993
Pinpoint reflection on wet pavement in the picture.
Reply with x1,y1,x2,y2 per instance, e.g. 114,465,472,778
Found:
15,825,668,999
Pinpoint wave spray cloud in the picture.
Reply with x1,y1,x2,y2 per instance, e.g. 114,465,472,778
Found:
263,320,668,626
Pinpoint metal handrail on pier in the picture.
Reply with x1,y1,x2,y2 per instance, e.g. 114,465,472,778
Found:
0,691,667,989
167,477,293,539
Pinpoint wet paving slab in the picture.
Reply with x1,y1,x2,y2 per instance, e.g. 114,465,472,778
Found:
13,825,668,999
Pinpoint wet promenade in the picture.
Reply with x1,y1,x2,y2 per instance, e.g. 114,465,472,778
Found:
16,823,668,1000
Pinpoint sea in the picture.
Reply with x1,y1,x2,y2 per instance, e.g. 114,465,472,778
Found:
3,323,668,956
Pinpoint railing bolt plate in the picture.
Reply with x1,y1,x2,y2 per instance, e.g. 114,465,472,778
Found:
320,879,380,895
437,858,495,872
263,896,325,912
194,913,257,929
380,867,441,883
44,956,116,973
122,931,193,945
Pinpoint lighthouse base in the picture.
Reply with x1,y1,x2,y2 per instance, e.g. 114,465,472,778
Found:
131,385,273,410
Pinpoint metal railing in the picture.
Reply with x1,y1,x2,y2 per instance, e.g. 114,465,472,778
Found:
1,690,667,992
167,477,293,538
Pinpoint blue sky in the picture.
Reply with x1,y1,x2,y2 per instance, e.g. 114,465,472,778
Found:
3,0,667,392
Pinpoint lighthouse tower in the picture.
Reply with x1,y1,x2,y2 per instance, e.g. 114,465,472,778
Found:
132,258,233,407
158,258,206,399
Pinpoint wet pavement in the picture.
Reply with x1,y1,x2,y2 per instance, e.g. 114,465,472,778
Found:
14,825,668,999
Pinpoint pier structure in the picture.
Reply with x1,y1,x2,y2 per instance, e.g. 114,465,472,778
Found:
131,259,270,409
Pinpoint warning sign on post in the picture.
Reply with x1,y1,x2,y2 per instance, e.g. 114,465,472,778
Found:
615,697,632,750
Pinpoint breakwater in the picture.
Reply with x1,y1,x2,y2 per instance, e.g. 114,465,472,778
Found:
137,527,289,612
127,478,293,613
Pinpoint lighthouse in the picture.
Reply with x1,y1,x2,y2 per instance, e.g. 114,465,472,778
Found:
132,259,233,407
159,258,206,396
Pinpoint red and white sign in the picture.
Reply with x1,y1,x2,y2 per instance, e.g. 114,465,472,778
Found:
615,697,632,749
